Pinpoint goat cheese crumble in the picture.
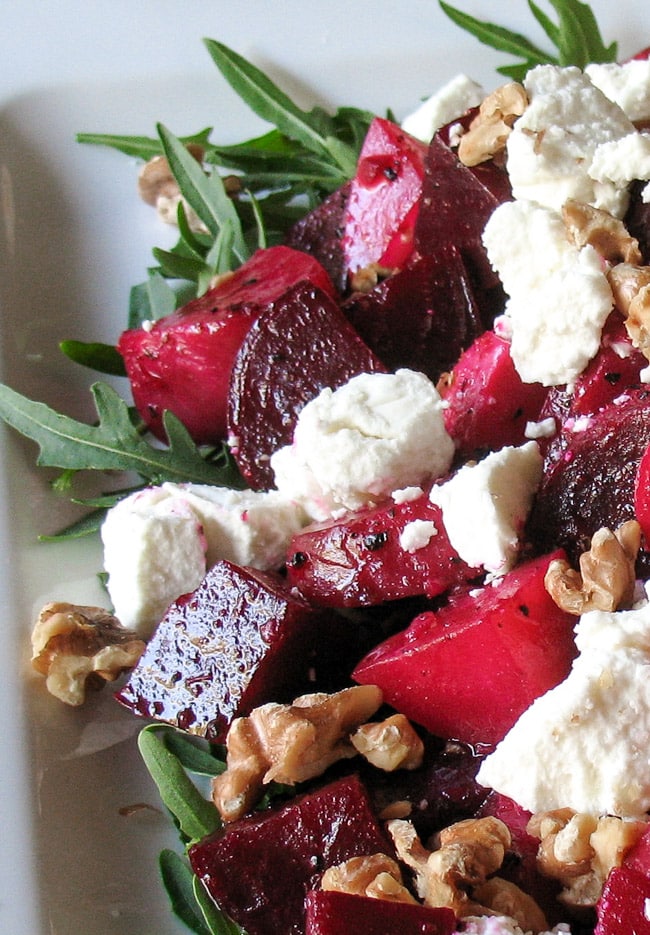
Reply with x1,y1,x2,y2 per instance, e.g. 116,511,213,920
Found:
401,73,485,142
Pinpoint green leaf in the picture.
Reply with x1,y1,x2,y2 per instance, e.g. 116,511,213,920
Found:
138,726,221,842
158,123,249,265
159,851,213,935
76,127,214,161
59,340,127,377
162,729,228,778
193,877,245,935
128,273,182,328
0,381,245,488
38,506,108,542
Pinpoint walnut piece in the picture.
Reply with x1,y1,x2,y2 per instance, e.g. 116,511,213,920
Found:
458,82,528,167
607,262,650,361
321,853,417,904
386,815,546,925
527,808,647,908
350,713,424,771
212,685,383,822
544,520,641,615
562,200,642,265
349,263,394,293
31,602,145,705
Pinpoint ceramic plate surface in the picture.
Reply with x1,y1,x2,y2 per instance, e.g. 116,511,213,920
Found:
0,2,644,932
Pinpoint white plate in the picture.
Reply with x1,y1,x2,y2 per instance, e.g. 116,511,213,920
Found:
0,1,645,932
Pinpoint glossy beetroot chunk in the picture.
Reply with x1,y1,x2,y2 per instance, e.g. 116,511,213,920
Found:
343,247,483,383
353,551,577,747
285,182,350,293
286,489,479,608
227,280,386,489
305,890,456,935
342,117,427,275
115,561,336,742
594,866,650,934
189,774,392,935
440,330,548,459
119,245,335,445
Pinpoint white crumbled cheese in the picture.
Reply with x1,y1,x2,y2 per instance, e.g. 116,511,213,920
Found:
101,487,207,638
101,484,307,637
391,485,425,504
459,918,571,935
271,370,454,522
507,65,636,217
586,59,650,122
401,73,484,142
482,200,613,386
399,519,437,553
524,417,556,440
477,598,650,818
589,131,650,188
428,442,542,576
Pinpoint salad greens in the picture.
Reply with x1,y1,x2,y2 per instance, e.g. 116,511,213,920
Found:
0,1,627,932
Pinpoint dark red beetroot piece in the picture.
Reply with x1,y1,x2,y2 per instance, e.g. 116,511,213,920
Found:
286,488,479,608
415,132,511,290
342,117,427,276
115,560,339,742
353,551,578,747
189,774,394,935
305,890,456,935
285,182,350,294
635,443,650,543
118,245,336,446
342,247,484,384
594,866,650,934
527,388,650,574
440,329,548,460
227,280,386,490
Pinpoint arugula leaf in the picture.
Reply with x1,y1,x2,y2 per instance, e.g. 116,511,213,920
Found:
38,507,108,542
193,876,245,935
75,127,214,161
59,340,127,377
0,381,245,488
160,851,214,935
128,271,181,328
439,0,617,81
138,726,221,843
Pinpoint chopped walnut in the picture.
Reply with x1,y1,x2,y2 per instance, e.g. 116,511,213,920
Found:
386,816,540,920
607,262,650,361
350,713,424,771
31,602,145,706
321,853,417,904
458,82,528,167
349,263,395,293
544,520,641,615
562,200,642,265
472,877,549,934
527,808,647,908
212,685,382,822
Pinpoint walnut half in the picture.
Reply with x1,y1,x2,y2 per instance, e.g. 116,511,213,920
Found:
457,82,528,167
31,602,145,705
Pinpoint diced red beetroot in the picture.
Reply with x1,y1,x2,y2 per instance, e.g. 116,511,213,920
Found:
189,774,393,935
594,866,650,934
624,180,650,263
286,488,479,608
285,183,350,294
570,312,646,417
342,247,483,384
440,330,548,459
527,388,650,573
115,560,340,742
304,890,456,935
342,118,427,275
118,246,336,445
623,819,650,878
414,133,511,290
436,109,513,206
353,551,577,747
635,442,650,544
227,281,386,490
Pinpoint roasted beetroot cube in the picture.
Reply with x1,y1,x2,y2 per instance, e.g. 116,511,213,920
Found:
189,774,392,935
343,248,483,383
305,890,456,935
527,388,650,573
286,489,479,608
353,551,577,747
415,133,511,289
570,312,646,417
119,245,335,445
115,560,336,741
285,183,350,293
594,865,650,934
342,117,427,275
440,330,548,459
227,280,386,490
